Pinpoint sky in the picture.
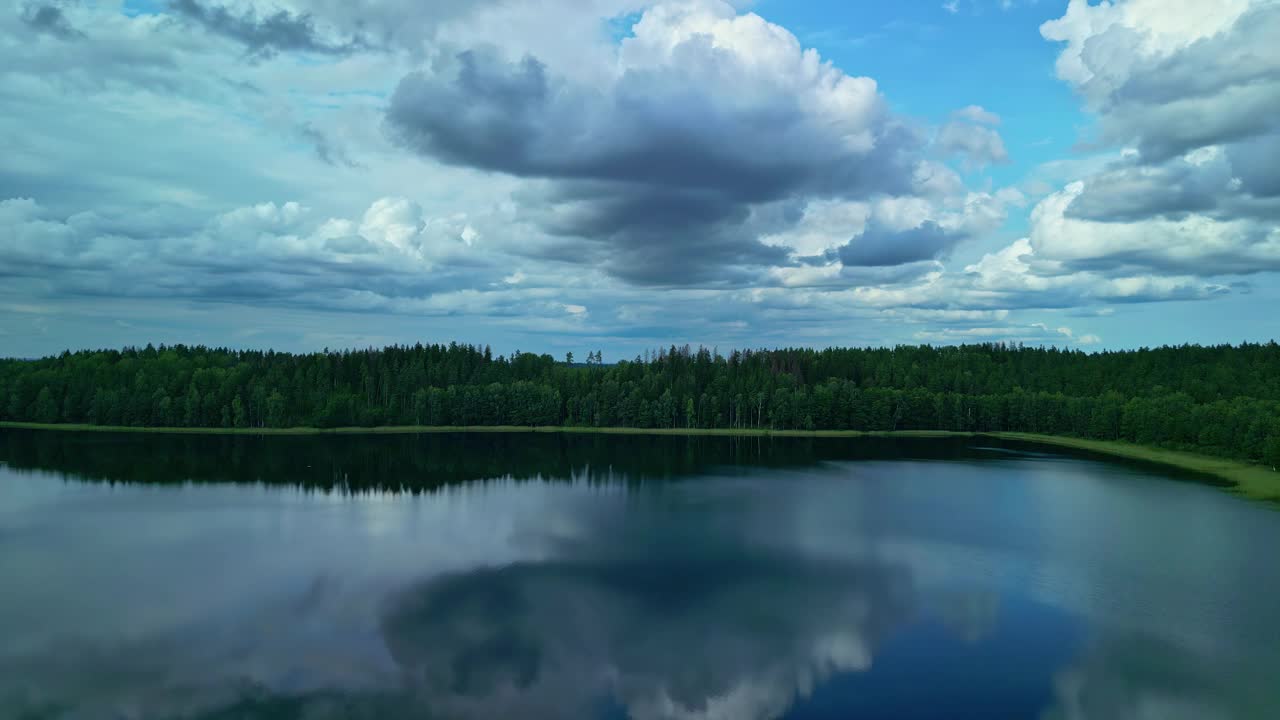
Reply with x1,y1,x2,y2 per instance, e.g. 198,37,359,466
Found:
2,0,1278,359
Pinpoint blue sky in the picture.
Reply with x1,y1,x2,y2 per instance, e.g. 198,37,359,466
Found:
774,1,1084,228
2,0,1278,358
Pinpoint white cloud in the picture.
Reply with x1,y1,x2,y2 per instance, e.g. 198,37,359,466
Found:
385,0,946,285
1026,178,1280,276
1042,0,1252,92
913,322,1099,347
359,197,422,253
936,120,1009,169
762,200,870,256
0,0,1270,358
1042,0,1276,161
1016,0,1280,299
952,105,1000,126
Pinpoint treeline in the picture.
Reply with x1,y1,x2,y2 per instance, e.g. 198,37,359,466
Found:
2,342,1279,466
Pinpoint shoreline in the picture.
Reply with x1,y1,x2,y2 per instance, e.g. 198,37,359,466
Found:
3,421,1276,504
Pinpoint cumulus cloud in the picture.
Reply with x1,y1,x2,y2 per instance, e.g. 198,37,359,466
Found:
839,221,966,267
1031,0,1280,280
936,119,1009,169
962,236,1232,305
761,199,870,257
386,1,933,285
2,0,1267,356
0,192,1072,351
830,189,1022,269
1041,0,1269,160
1063,148,1231,223
1031,179,1280,276
0,197,513,314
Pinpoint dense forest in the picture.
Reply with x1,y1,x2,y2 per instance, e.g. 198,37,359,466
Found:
2,342,1279,467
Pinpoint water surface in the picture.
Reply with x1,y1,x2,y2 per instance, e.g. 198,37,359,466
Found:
1,430,1277,719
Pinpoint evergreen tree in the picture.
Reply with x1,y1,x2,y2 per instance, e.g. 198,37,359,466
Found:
1,341,1278,465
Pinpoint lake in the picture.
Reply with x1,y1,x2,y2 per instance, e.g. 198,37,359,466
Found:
1,429,1278,719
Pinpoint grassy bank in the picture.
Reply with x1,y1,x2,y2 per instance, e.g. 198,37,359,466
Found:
3,421,1276,504
988,432,1279,504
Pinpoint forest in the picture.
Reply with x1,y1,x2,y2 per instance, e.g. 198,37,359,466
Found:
2,342,1279,467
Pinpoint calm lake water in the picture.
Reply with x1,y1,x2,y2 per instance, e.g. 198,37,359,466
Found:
1,430,1278,720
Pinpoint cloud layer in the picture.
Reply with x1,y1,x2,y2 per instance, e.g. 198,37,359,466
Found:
2,0,1278,355
1031,0,1280,277
386,2,931,285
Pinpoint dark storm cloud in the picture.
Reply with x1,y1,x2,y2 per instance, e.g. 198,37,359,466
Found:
386,49,913,197
169,0,372,58
386,43,924,286
20,2,83,40
838,221,966,267
386,51,553,176
531,182,790,286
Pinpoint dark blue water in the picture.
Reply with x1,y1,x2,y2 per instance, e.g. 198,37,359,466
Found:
0,430,1277,719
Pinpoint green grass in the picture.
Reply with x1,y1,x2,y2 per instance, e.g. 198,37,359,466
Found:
3,421,1276,504
986,432,1280,505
